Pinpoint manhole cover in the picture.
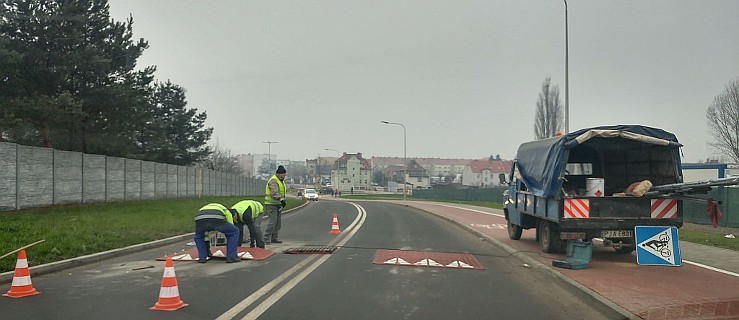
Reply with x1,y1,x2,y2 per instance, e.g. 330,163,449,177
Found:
283,246,338,254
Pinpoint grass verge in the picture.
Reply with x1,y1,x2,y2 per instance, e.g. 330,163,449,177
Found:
678,229,739,252
0,196,301,273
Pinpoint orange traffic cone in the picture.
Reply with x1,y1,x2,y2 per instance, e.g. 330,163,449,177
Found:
3,250,40,298
330,214,341,235
150,257,188,311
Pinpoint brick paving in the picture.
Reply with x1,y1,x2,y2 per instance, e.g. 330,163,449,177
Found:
388,200,739,320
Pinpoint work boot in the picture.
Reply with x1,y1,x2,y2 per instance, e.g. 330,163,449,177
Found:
226,258,242,263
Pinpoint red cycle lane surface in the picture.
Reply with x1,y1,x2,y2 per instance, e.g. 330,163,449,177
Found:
398,201,739,320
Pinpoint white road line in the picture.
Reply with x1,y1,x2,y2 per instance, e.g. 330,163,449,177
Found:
431,203,505,218
683,260,739,278
216,202,367,320
243,204,367,319
592,239,739,277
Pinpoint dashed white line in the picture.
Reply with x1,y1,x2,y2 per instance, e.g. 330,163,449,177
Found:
216,202,367,320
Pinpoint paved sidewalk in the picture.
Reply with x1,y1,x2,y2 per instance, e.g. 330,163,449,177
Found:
385,200,739,320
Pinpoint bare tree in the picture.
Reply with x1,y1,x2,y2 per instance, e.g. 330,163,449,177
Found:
534,77,563,140
707,78,739,162
201,141,242,174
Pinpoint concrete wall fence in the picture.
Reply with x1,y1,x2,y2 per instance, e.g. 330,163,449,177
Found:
0,142,267,212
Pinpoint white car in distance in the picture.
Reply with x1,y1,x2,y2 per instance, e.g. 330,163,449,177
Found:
303,189,319,201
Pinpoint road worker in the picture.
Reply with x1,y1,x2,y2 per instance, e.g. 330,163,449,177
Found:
230,200,266,249
263,165,288,244
194,202,241,263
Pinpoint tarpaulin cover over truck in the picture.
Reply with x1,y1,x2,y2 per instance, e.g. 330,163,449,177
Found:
514,125,683,198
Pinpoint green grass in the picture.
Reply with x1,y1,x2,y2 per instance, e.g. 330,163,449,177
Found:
341,193,406,200
0,196,301,273
678,229,739,252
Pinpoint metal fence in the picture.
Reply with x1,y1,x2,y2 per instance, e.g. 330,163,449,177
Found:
413,187,508,204
0,142,266,211
413,186,739,227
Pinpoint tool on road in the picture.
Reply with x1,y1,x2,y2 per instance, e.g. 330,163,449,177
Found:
283,246,338,254
150,257,188,311
3,250,41,298
552,240,593,270
0,239,46,260
330,214,341,234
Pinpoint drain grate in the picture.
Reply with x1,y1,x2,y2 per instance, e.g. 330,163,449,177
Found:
283,246,338,254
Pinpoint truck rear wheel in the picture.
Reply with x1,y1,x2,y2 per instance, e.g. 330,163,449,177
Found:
538,220,565,253
507,219,522,240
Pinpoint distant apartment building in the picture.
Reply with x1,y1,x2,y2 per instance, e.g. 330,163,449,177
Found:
386,160,429,189
372,157,473,177
462,159,512,188
236,154,255,177
330,152,371,192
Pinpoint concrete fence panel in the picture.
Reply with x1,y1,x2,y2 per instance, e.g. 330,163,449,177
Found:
125,159,142,201
83,154,106,203
177,166,187,198
141,161,156,199
0,143,17,210
200,169,209,197
154,163,167,199
217,171,224,196
186,167,195,197
53,150,82,205
106,157,125,202
17,145,53,209
0,142,263,212
166,165,178,198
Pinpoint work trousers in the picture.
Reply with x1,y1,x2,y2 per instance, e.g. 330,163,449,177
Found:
194,218,240,261
262,204,282,242
236,215,265,248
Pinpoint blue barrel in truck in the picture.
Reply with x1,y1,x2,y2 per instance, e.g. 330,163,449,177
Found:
504,125,686,253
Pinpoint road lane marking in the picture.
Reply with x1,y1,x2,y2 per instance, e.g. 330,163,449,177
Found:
470,223,506,229
431,203,505,218
242,203,367,320
683,260,739,278
216,202,367,320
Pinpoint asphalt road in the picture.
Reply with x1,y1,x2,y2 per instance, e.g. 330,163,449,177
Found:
1,200,609,319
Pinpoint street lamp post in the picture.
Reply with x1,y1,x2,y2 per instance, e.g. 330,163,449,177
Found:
381,121,407,205
324,148,340,191
563,0,569,134
262,141,277,172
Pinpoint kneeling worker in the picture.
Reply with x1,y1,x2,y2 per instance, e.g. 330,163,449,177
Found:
230,200,266,249
194,202,241,263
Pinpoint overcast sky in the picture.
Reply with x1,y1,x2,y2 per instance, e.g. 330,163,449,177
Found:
108,1,739,163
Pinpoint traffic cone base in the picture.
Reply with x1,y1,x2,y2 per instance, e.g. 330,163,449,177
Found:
150,257,188,311
4,250,40,298
330,214,342,235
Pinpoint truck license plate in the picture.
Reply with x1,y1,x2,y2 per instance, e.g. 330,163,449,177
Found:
601,230,633,238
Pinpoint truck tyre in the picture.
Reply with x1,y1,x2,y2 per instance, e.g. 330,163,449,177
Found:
538,220,565,253
507,219,523,240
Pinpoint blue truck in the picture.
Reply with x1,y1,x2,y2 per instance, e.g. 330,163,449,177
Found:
504,125,689,253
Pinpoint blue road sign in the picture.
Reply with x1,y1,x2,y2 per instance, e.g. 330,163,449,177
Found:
635,226,681,266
